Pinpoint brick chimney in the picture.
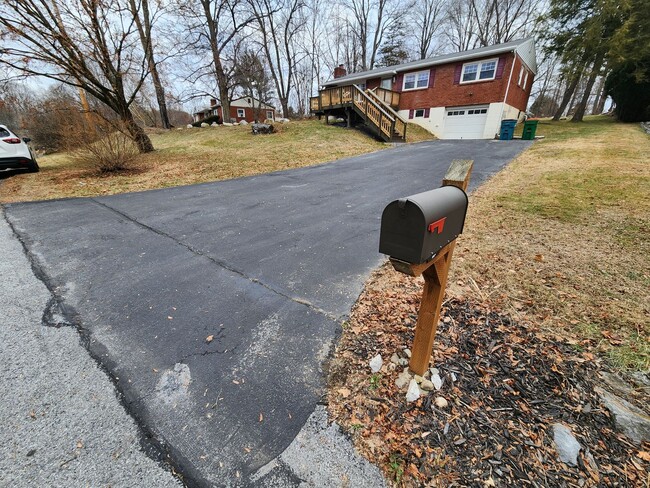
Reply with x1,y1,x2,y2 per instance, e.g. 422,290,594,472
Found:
333,64,347,79
209,98,217,107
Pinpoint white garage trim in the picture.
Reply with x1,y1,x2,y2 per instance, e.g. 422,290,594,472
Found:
441,105,489,139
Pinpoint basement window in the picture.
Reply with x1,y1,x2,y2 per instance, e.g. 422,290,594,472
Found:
237,108,245,118
461,59,498,83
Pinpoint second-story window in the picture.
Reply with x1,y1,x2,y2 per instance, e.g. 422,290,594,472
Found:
403,70,429,90
462,58,498,83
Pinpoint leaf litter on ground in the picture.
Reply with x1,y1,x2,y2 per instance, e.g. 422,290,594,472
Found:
327,264,650,487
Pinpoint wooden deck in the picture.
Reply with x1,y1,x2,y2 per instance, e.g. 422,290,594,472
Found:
310,85,406,142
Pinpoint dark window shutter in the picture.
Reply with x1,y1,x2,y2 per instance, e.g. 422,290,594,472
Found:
428,68,436,88
408,109,414,119
495,57,507,79
394,73,403,91
424,108,430,117
453,64,462,84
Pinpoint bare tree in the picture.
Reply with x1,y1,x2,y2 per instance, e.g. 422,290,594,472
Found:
0,0,155,152
250,0,305,117
178,0,255,123
446,0,541,51
127,0,171,128
411,0,445,59
346,0,402,71
445,0,479,51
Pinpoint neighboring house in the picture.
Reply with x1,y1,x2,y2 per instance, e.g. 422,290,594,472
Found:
310,38,537,141
193,97,276,124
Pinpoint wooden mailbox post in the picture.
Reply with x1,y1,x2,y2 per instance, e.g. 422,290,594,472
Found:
389,160,473,376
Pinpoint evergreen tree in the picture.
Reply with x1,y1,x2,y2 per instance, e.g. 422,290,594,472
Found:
375,21,409,68
605,0,650,121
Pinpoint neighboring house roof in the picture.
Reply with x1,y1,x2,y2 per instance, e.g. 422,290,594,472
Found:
230,98,275,110
193,97,275,115
323,37,537,87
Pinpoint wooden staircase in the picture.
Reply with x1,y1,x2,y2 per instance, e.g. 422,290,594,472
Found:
310,85,407,142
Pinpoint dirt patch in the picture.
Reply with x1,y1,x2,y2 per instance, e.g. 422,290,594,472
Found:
328,264,650,487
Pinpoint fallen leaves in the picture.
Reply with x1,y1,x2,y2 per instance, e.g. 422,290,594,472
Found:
327,264,650,487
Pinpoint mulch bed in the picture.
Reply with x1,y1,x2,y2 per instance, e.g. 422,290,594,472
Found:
327,265,650,487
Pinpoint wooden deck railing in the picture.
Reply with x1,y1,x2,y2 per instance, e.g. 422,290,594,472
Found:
373,87,400,108
366,89,407,138
310,84,405,141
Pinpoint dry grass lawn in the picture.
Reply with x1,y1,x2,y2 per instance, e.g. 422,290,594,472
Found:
448,116,649,370
1,119,434,203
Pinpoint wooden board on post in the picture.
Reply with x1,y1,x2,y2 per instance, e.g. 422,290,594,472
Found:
405,159,474,375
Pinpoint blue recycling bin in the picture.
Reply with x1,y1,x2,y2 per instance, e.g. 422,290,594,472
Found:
499,119,517,140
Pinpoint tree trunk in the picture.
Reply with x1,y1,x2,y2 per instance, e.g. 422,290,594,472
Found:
215,59,231,123
129,0,170,129
572,53,604,122
553,74,580,121
123,109,154,153
591,75,607,115
280,98,290,119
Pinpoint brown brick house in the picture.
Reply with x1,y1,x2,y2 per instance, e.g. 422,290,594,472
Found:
193,97,277,124
311,38,537,140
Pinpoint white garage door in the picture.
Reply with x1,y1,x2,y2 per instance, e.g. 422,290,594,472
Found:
442,105,489,139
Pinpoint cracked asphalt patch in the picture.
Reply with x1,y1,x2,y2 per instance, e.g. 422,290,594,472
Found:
0,210,181,487
3,140,531,486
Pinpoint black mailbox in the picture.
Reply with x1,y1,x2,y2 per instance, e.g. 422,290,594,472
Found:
379,186,468,264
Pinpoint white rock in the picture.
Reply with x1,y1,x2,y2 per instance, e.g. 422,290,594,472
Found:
222,122,233,127
434,397,448,409
552,423,581,466
403,348,412,358
369,354,383,373
186,124,193,128
278,117,290,123
431,373,443,391
413,375,424,384
395,370,411,389
239,120,249,125
200,122,209,127
406,379,421,403
390,353,400,365
211,122,219,127
420,379,434,391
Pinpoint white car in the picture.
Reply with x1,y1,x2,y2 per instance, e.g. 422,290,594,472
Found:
0,125,39,173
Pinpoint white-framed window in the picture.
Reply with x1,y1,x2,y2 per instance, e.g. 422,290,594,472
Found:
523,71,529,89
380,78,392,89
518,66,525,86
415,109,425,117
403,70,429,90
447,110,466,116
461,58,498,83
266,110,274,120
237,108,245,118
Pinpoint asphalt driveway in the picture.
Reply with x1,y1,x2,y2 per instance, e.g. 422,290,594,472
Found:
4,139,531,486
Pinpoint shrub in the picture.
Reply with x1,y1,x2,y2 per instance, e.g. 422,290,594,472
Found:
69,122,139,173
